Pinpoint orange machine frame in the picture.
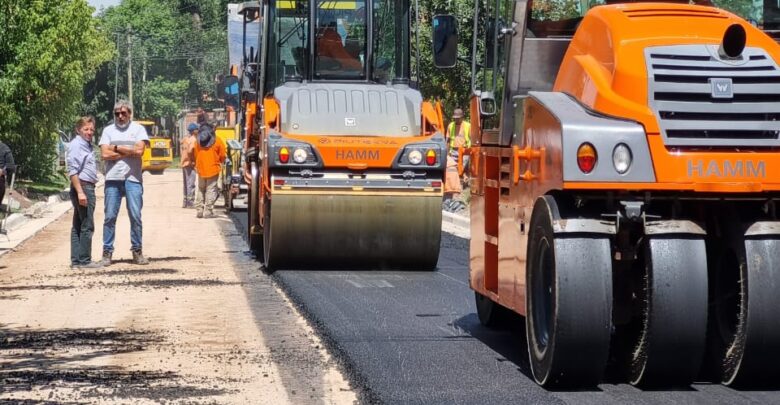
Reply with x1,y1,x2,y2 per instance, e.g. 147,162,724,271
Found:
468,3,780,316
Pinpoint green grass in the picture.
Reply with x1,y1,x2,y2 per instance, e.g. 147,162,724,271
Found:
23,181,67,195
16,172,69,197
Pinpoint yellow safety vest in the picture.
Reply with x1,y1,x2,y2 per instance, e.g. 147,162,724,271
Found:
448,121,471,151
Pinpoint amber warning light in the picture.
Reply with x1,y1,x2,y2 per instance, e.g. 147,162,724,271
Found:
279,147,290,163
426,149,437,166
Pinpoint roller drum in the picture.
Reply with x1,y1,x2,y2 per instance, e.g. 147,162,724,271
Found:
264,193,442,270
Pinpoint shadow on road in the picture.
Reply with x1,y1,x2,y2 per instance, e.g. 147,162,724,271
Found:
454,312,607,393
453,312,531,376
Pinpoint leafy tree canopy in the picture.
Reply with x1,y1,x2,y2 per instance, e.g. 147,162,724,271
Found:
415,0,476,119
90,0,232,131
0,0,113,181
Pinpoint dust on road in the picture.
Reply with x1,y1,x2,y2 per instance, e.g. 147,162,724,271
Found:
0,171,357,404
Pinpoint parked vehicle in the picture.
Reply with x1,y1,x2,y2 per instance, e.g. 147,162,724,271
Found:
139,120,172,174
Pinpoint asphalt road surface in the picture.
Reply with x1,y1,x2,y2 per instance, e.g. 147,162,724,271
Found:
231,210,780,405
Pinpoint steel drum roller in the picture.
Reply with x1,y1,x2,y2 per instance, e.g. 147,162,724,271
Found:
264,193,442,269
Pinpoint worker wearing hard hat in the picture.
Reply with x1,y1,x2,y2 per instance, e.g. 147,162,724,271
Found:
193,112,226,219
447,108,471,180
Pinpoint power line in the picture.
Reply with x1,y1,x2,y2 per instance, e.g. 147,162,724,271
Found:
127,55,226,61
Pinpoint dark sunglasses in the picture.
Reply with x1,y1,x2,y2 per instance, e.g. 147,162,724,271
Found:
114,110,129,117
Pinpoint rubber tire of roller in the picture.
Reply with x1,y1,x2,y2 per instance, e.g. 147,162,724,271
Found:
475,291,507,328
630,237,708,387
247,161,262,257
224,184,233,212
722,237,780,386
526,197,612,388
262,206,275,272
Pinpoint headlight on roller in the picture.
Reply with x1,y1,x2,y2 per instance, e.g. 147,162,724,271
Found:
612,143,632,174
293,147,308,164
408,149,423,165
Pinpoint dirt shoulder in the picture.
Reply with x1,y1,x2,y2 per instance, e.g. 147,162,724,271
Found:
0,171,357,404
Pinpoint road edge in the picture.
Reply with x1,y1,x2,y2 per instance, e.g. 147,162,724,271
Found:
1,181,107,258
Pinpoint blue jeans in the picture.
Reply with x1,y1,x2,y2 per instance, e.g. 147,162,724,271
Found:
103,179,143,252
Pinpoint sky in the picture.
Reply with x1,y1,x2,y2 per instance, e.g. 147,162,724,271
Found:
87,0,121,13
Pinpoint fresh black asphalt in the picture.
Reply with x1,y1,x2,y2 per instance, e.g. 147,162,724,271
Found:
231,211,780,405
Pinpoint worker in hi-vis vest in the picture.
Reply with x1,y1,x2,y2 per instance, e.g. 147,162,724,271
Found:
447,108,471,176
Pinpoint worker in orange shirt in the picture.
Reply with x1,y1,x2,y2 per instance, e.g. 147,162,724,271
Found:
193,112,226,218
316,20,362,71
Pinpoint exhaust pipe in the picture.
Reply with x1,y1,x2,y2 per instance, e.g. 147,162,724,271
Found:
719,23,746,59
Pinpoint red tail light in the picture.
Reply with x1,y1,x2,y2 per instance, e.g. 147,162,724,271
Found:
426,149,436,165
577,143,597,174
279,147,290,163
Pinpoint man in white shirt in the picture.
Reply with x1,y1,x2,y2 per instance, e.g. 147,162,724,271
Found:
98,99,150,266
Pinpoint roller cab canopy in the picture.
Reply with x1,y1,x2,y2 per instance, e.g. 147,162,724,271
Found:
262,0,412,90
254,0,440,140
136,120,159,137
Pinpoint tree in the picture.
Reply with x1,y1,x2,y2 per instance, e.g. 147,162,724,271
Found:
141,77,190,119
712,0,761,23
87,0,232,134
0,0,113,181
415,0,476,119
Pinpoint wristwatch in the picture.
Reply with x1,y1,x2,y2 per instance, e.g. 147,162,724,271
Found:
114,145,118,152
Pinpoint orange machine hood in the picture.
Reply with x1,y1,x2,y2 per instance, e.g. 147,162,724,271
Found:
554,3,780,134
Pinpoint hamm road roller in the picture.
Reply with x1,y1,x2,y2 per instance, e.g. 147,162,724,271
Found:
239,0,447,271
434,0,780,388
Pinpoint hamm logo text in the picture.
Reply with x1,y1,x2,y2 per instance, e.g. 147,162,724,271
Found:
335,149,380,160
688,160,766,178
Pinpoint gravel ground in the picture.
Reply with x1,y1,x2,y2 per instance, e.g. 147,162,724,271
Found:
0,171,357,404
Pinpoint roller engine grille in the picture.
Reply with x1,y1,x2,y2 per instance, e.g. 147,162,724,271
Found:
646,45,780,147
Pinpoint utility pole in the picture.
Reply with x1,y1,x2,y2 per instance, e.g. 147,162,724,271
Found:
141,51,147,115
127,25,133,108
113,33,120,108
